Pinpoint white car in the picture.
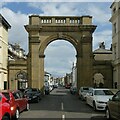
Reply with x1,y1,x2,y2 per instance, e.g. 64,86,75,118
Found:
79,87,93,100
86,88,114,111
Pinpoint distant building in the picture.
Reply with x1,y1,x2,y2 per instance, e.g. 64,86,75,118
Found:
71,42,113,88
71,63,77,87
93,42,112,61
8,43,27,90
8,43,27,60
0,14,11,90
93,42,113,88
64,73,72,88
110,1,120,89
44,72,52,86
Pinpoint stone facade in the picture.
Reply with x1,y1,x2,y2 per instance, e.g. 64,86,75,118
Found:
0,14,11,90
71,42,113,88
93,42,113,88
8,60,27,90
8,43,27,90
110,1,120,89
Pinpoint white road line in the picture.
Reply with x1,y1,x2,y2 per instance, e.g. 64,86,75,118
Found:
61,102,64,111
62,114,65,120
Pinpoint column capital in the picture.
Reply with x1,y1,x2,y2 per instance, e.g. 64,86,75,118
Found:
29,36,40,43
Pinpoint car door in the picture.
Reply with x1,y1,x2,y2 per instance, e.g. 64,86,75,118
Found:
109,91,120,119
18,91,27,111
87,90,94,107
13,91,23,112
115,91,120,119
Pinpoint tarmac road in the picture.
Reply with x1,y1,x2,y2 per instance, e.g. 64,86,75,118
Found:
20,87,107,120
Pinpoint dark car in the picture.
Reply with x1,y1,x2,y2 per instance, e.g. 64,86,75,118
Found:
24,88,41,103
70,86,77,95
106,90,120,120
2,90,29,119
0,93,11,120
44,86,50,95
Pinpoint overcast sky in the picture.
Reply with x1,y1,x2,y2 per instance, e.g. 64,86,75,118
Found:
1,1,113,77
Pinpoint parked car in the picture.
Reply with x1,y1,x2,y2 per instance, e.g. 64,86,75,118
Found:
86,88,114,111
24,88,42,103
0,93,11,120
79,87,93,100
44,86,50,95
70,86,77,95
49,85,53,92
53,83,58,88
2,90,29,119
65,84,71,89
106,90,120,120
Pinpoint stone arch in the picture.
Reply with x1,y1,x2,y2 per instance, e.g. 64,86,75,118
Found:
16,70,28,89
25,15,96,92
39,33,79,56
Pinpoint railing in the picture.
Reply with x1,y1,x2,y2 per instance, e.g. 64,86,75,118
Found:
29,15,92,25
40,17,80,24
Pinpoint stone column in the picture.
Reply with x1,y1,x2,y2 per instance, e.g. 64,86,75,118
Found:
76,36,93,90
28,36,41,89
39,54,45,94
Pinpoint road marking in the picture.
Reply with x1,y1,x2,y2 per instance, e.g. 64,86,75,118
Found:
61,102,64,111
62,114,65,120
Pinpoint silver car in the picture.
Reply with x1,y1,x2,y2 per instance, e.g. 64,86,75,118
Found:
106,90,120,120
79,87,93,100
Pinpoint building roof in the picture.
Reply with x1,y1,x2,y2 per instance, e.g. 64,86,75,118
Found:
0,14,11,29
93,42,112,61
93,48,112,54
93,42,112,54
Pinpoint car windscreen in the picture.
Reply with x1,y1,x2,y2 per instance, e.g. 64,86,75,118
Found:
25,88,38,92
83,88,89,90
2,92,10,100
81,88,90,92
94,90,114,95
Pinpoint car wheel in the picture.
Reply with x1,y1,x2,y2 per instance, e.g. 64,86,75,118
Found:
81,96,84,101
106,108,111,120
2,115,10,120
93,102,97,111
14,109,20,120
36,97,39,103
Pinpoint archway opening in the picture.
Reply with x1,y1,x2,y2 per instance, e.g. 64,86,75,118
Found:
44,39,77,91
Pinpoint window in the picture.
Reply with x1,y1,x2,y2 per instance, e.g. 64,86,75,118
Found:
113,91,120,101
18,91,23,98
94,90,113,95
2,93,10,100
113,23,116,34
113,7,116,14
114,46,116,59
13,92,20,99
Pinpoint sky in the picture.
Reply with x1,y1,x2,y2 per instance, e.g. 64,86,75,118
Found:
0,1,113,77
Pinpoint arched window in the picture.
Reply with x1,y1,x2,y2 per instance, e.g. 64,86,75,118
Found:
93,73,104,88
16,71,28,89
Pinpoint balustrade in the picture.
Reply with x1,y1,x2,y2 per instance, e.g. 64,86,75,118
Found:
39,17,81,24
29,15,92,25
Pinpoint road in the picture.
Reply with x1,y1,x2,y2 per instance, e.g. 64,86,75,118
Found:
20,87,107,120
